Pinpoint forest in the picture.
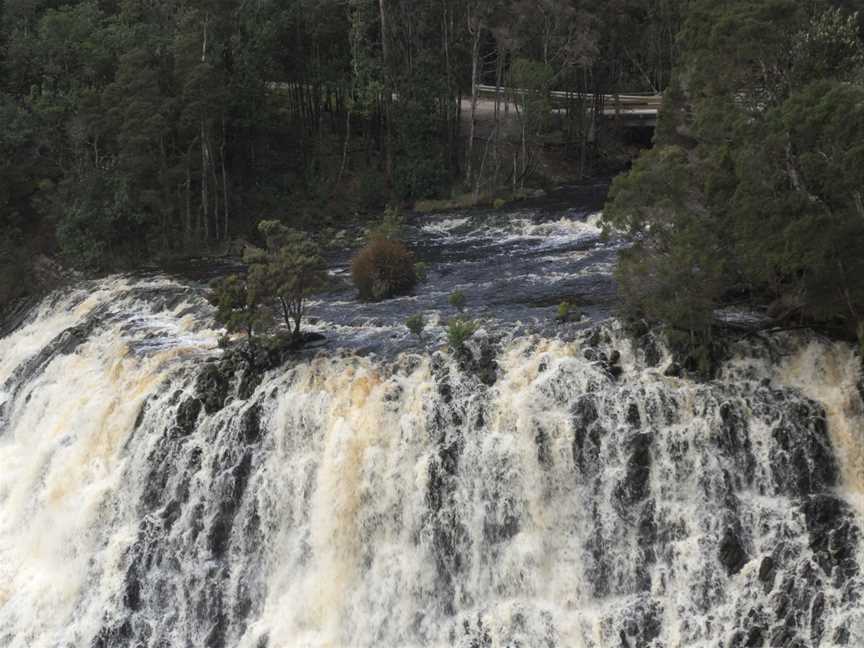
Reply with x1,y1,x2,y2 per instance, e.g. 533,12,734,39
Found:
605,0,864,364
2,0,864,357
0,0,681,305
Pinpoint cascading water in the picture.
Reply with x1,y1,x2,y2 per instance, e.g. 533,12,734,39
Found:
2,273,863,648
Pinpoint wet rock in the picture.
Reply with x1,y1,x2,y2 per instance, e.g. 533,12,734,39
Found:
810,592,825,645
534,427,551,466
625,403,641,428
663,362,683,377
719,527,749,575
208,451,254,558
770,402,836,497
3,318,98,393
638,334,662,368
571,397,601,473
615,432,652,507
239,404,263,444
175,397,202,437
803,495,859,585
618,601,662,647
715,401,756,486
759,555,777,592
730,625,765,648
460,333,499,386
833,626,850,644
196,364,230,415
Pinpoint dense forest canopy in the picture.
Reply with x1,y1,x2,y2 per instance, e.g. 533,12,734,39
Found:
605,0,864,365
0,0,682,305
3,0,864,359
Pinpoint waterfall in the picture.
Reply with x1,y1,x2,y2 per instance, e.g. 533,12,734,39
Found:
1,277,863,647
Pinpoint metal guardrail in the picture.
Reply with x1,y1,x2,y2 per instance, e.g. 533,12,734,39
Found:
475,84,662,111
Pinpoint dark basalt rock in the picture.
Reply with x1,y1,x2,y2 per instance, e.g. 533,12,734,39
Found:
175,397,203,437
208,451,254,558
239,404,263,444
803,495,859,585
458,334,499,386
715,400,756,487
833,626,850,644
729,625,766,648
571,397,601,474
759,555,777,592
810,591,826,645
718,527,749,575
615,432,652,507
625,402,641,428
770,402,837,497
638,334,662,368
2,318,98,398
618,600,662,648
663,362,683,377
197,364,230,415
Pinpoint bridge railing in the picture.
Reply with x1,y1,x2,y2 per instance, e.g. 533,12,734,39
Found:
475,84,662,113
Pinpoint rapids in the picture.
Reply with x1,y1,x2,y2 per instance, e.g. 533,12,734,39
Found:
1,195,864,647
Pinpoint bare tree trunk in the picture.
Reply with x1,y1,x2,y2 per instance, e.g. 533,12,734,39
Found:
221,115,229,241
466,17,481,185
337,107,352,185
378,0,393,183
201,121,210,242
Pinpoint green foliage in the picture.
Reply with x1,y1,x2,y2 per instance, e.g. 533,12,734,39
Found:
357,169,388,211
607,0,864,344
351,238,418,301
414,261,429,283
246,221,327,337
0,234,32,307
368,205,406,242
447,318,478,352
0,0,691,276
448,290,467,313
556,301,582,323
406,313,426,339
208,274,271,340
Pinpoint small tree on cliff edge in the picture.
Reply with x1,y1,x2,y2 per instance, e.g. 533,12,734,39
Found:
246,220,327,338
209,274,271,341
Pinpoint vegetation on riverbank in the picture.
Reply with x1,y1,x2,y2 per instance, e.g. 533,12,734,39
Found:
0,0,684,312
605,0,864,364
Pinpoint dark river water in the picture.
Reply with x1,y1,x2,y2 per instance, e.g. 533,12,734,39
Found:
168,182,619,354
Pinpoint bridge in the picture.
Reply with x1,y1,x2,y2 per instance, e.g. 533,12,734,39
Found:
269,81,662,128
475,85,662,128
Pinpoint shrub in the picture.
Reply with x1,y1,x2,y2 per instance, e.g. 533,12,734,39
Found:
208,274,272,341
367,204,406,241
557,301,571,322
249,221,327,337
406,313,426,339
447,318,478,351
449,290,466,313
556,300,582,323
414,261,429,283
351,238,418,301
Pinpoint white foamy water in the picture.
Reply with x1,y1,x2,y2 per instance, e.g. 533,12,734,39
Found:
1,279,863,647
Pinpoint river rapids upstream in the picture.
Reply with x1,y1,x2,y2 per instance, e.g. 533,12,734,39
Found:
1,187,864,647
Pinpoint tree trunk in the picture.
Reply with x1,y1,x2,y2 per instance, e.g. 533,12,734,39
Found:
466,19,481,185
